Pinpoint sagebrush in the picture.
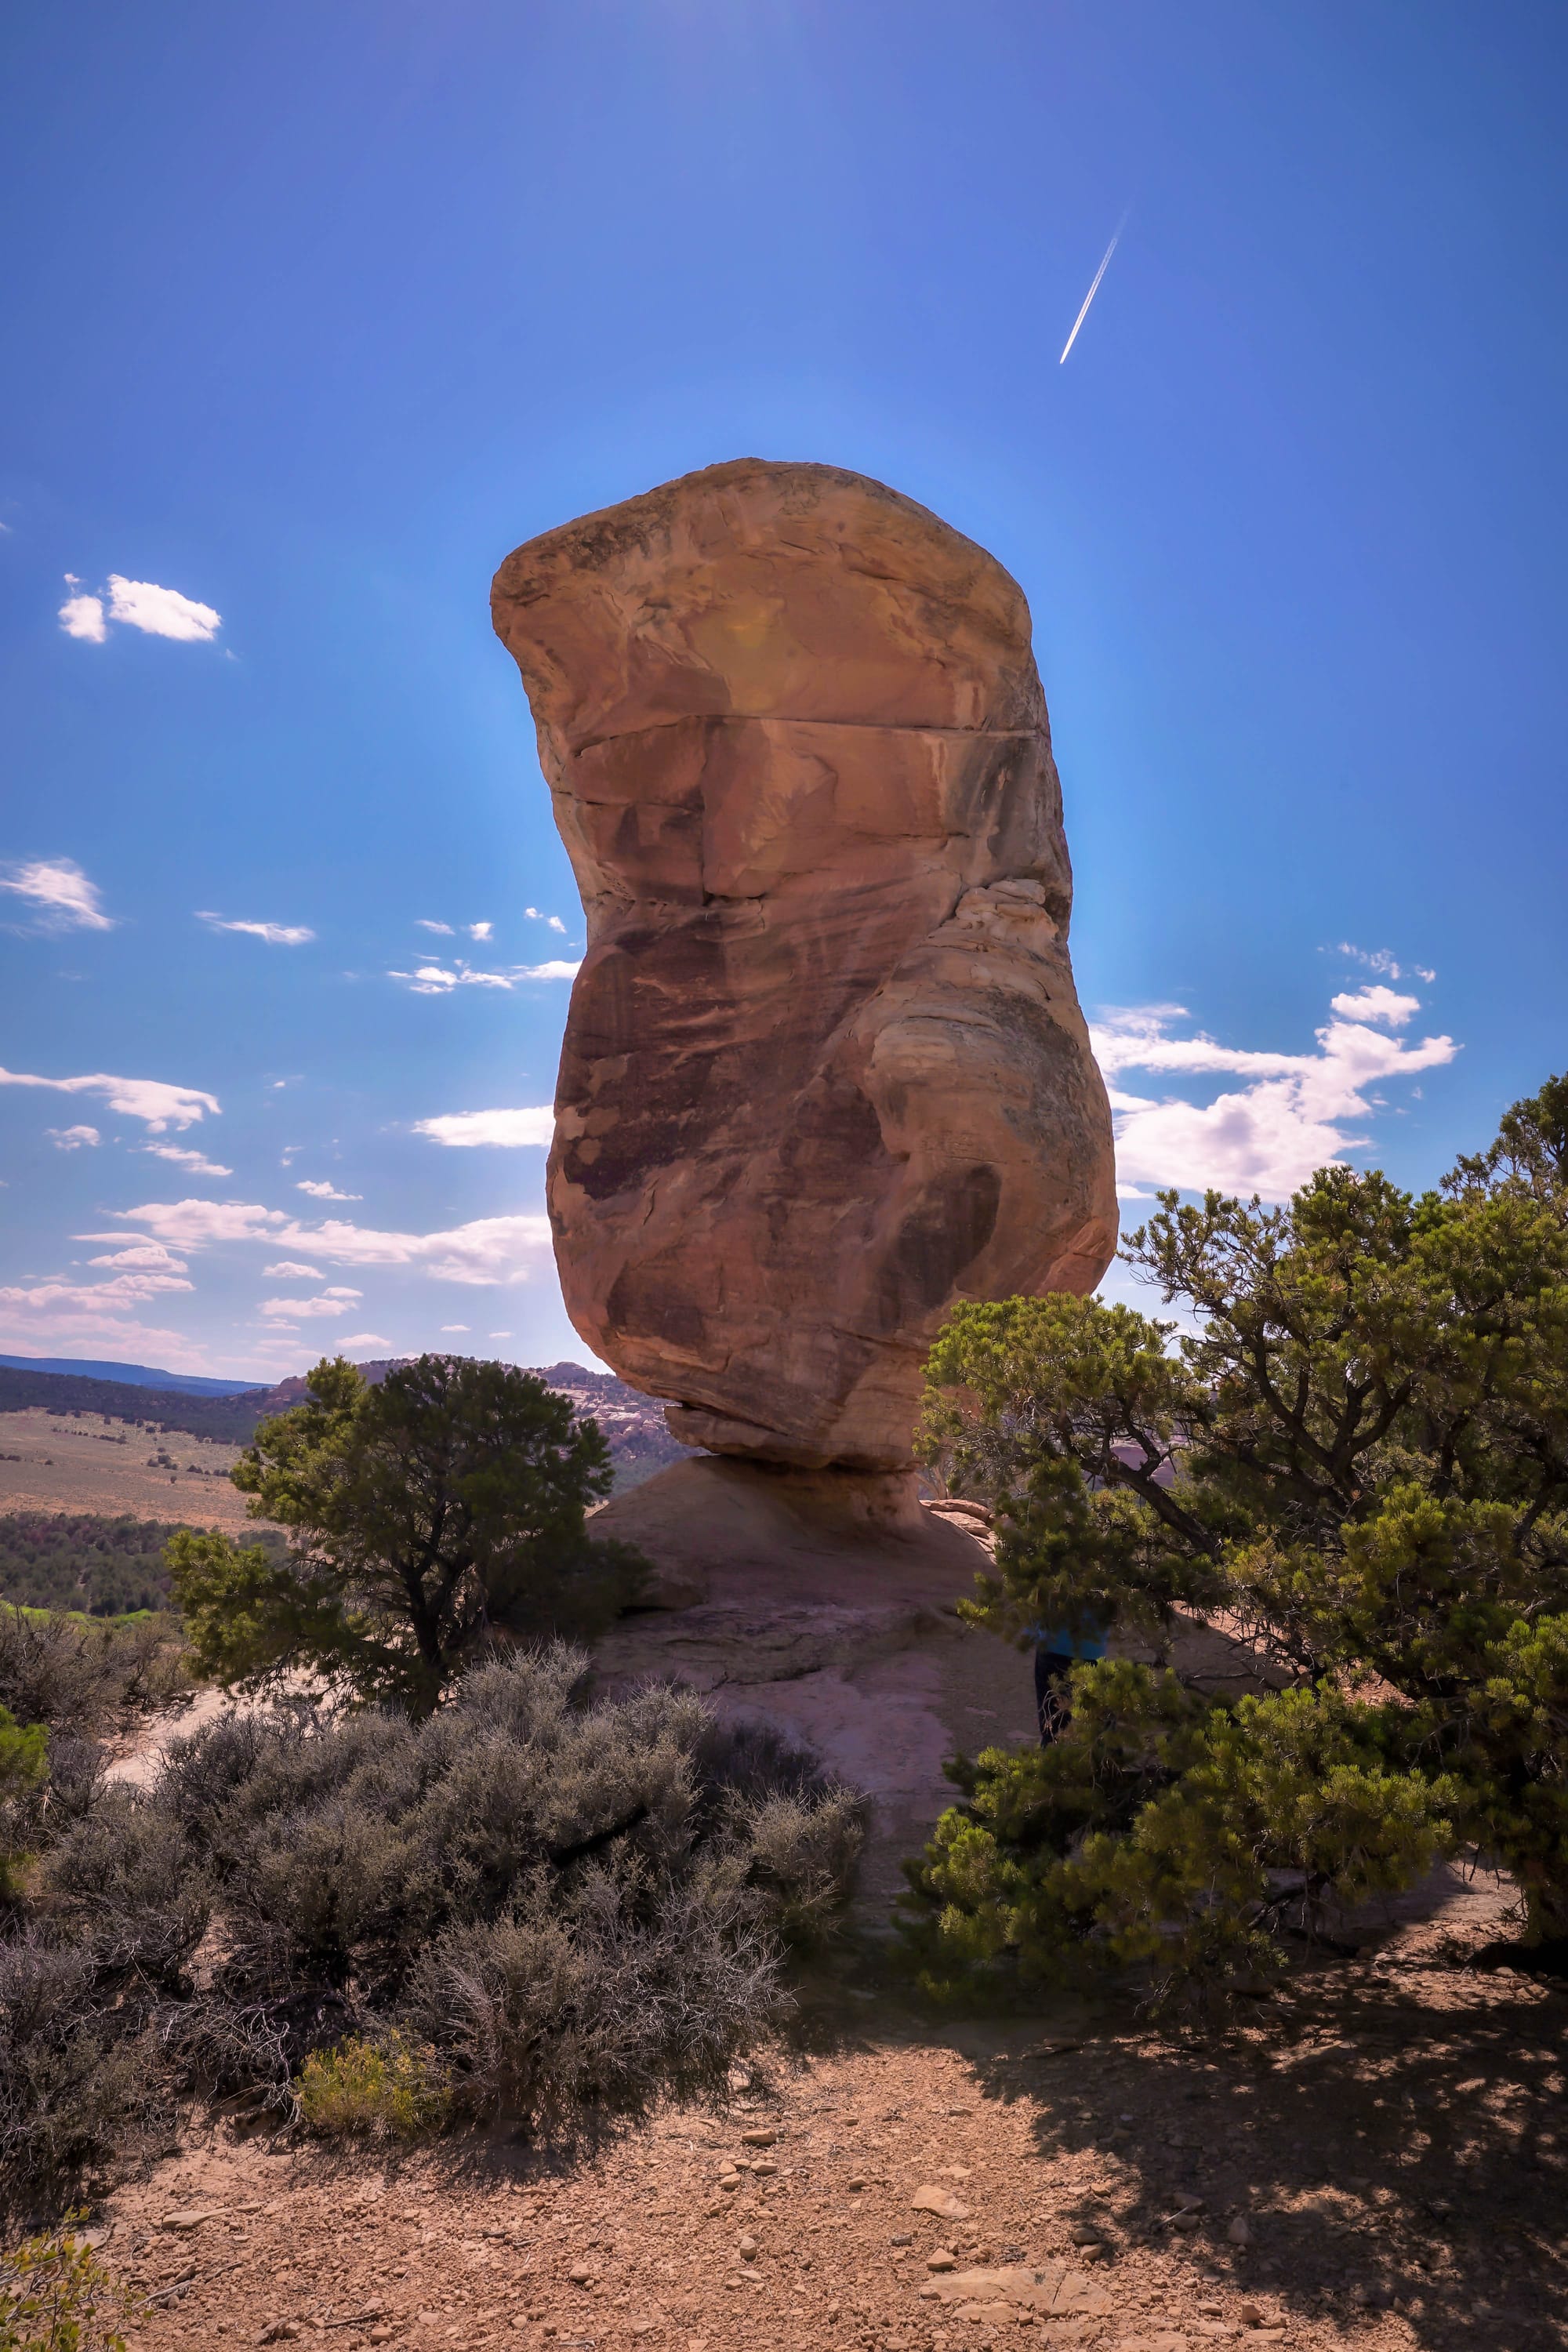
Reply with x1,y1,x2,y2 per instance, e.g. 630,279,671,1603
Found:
0,1646,861,2217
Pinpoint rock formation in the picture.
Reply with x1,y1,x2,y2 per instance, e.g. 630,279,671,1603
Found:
492,458,1116,1472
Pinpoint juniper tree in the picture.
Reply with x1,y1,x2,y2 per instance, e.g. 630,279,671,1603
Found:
169,1355,644,1715
907,1073,1568,2002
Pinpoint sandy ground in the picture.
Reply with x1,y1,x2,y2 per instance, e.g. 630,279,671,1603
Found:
85,1867,1564,2352
0,1409,252,1528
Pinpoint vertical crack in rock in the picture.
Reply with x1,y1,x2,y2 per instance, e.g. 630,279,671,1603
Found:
492,458,1116,1470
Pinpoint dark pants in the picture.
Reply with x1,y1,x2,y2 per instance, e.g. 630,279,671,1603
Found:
1034,1650,1077,1746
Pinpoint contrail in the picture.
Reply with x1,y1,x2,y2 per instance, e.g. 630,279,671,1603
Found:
1058,209,1130,365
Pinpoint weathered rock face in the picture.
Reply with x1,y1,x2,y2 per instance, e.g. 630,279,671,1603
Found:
492,459,1116,1470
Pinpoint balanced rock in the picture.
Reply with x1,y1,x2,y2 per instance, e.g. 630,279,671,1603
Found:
492,459,1115,1470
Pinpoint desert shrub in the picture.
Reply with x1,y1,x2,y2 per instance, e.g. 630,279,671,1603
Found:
906,1069,1568,2009
42,1795,209,1991
0,2213,141,2351
0,1938,165,2225
0,1713,49,1900
297,2031,452,2139
0,1646,861,2209
0,1610,188,1741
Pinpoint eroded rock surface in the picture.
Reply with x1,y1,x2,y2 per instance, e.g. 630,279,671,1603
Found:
492,459,1116,1469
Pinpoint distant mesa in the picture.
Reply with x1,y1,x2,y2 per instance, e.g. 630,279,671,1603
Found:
492,456,1116,1472
0,1354,685,1492
0,1353,266,1398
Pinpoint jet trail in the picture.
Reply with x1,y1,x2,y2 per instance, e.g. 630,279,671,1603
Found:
1058,211,1130,365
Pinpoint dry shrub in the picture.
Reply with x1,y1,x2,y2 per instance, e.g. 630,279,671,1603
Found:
0,1937,165,2223
0,1608,188,1742
0,1646,862,2212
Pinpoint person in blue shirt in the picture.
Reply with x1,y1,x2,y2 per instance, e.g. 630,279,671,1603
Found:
1027,1617,1109,1744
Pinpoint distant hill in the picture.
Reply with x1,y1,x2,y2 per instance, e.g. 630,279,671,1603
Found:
0,1353,694,1489
0,1354,266,1397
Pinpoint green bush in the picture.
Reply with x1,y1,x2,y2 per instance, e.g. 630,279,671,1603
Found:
906,1071,1568,2009
297,2031,452,2139
0,1711,48,1900
0,2214,140,2351
169,1353,645,1716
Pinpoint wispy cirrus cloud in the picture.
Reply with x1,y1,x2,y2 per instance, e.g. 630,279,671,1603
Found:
198,913,314,946
60,573,221,645
0,1067,220,1133
1091,988,1457,1202
100,1200,552,1285
260,1286,363,1322
0,858,114,931
142,1143,234,1176
0,1268,194,1350
414,1108,553,1148
387,959,579,996
1326,942,1436,986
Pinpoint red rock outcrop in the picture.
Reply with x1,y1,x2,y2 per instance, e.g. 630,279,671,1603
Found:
492,459,1116,1470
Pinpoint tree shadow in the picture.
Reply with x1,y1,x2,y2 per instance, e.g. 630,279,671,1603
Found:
961,1956,1567,2350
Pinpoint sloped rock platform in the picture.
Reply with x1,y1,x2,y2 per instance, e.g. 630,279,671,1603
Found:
590,1455,1033,1917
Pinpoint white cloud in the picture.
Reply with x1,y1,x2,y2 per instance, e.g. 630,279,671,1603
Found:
0,858,114,931
46,1125,100,1150
108,1200,552,1286
468,921,493,942
86,1202,285,1247
0,1272,194,1324
263,1260,323,1278
0,1067,220,1132
414,1107,554,1149
416,920,454,935
1327,942,1437,986
260,1286,363,1321
296,1179,361,1201
0,1295,200,1355
337,1333,392,1350
489,1330,513,1339
141,1142,234,1176
106,575,221,642
1328,985,1420,1029
88,1243,188,1273
388,958,579,996
1091,993,1458,1202
525,907,568,935
59,590,107,642
440,1323,470,1332
198,913,314,946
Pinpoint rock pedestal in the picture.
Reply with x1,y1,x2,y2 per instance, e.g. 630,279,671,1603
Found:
492,459,1116,1472
590,1457,1033,1917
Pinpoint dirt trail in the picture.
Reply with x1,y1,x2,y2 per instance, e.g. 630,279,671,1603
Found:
95,1875,1565,2352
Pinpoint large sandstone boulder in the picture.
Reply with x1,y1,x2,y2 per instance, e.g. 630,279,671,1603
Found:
492,459,1115,1470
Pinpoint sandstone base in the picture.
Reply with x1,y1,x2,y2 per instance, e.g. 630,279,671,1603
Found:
590,1456,1035,1919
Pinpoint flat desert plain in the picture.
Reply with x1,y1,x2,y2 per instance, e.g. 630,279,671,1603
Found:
0,1407,253,1529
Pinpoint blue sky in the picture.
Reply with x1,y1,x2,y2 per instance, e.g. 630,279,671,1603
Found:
2,1,1565,1380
